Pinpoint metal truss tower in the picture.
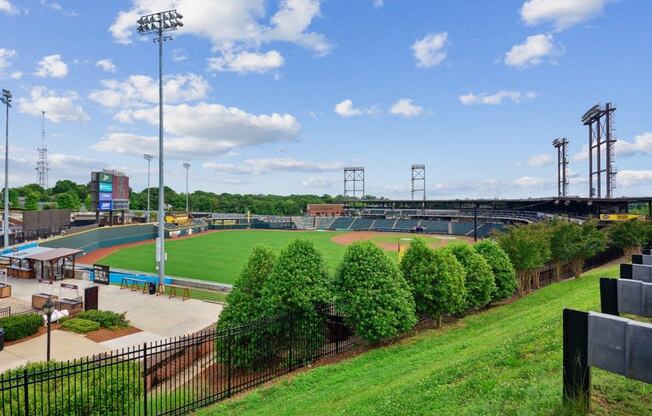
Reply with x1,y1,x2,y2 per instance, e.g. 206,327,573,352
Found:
552,138,569,198
411,164,426,201
582,103,617,198
36,111,49,189
343,167,365,199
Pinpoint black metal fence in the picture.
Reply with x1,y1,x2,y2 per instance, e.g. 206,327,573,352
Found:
539,246,623,287
0,305,357,415
0,307,10,319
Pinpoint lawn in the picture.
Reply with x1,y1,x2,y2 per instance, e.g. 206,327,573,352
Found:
196,264,652,416
101,230,352,284
100,230,460,285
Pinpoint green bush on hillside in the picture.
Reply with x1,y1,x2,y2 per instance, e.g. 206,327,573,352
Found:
608,220,648,257
262,240,333,364
0,313,43,341
498,223,551,294
217,246,277,369
474,240,517,301
445,243,495,310
399,239,466,323
335,241,416,343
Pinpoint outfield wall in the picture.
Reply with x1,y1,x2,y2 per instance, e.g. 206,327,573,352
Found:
40,223,156,254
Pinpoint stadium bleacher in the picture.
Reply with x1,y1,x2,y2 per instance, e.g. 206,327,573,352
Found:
419,220,449,233
292,216,314,230
330,217,355,230
394,219,418,231
315,217,335,230
349,218,375,231
452,222,476,235
370,219,395,230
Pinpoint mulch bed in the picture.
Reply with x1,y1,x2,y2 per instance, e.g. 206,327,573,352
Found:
84,326,142,342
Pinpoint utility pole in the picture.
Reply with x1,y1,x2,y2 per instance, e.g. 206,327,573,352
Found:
1,89,11,248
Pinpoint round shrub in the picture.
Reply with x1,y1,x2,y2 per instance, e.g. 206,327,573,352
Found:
335,241,417,343
76,310,129,329
474,239,517,301
262,239,332,317
0,313,43,341
445,243,496,310
217,246,277,369
61,318,100,334
400,239,466,323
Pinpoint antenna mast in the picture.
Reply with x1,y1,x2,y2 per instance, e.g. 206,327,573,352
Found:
36,111,49,189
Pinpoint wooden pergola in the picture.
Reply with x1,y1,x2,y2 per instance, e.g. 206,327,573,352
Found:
24,248,83,281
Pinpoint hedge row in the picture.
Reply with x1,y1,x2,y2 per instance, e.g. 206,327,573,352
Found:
0,313,43,341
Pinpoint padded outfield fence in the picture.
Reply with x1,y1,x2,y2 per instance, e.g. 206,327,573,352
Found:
0,305,357,416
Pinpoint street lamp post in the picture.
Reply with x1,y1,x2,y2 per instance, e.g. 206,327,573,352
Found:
42,298,55,361
137,10,183,288
1,89,11,248
183,162,190,213
144,154,153,222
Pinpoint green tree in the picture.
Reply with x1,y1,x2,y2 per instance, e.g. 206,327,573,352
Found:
445,243,495,310
608,220,648,257
474,239,518,301
400,239,466,325
24,192,39,210
335,241,416,342
55,192,81,210
498,223,551,295
217,246,277,368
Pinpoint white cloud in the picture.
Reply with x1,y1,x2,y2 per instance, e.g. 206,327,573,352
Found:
172,49,188,62
0,0,17,14
204,157,341,175
513,176,548,187
10,71,21,79
373,0,384,7
17,87,89,123
89,73,209,109
521,0,611,30
459,90,537,105
411,32,447,68
96,59,117,73
34,54,69,78
617,170,652,187
110,0,330,62
207,50,283,74
389,98,423,118
573,132,652,161
616,132,652,157
0,48,16,72
94,103,300,158
301,175,336,187
334,99,374,118
504,34,557,67
527,153,553,167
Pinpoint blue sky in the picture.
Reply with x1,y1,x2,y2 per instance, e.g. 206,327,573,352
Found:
0,0,650,198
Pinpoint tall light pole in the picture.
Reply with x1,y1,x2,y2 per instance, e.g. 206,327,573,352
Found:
137,10,183,288
143,154,153,222
1,89,11,248
183,162,190,213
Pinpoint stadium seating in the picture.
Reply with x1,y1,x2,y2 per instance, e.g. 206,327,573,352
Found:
370,219,396,231
292,216,315,230
419,220,449,233
349,218,375,231
394,219,418,232
315,217,335,230
452,222,475,236
330,217,355,230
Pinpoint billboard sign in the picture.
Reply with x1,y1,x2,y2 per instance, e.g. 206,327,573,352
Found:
99,182,113,193
112,175,129,200
99,172,112,183
99,192,112,201
98,201,113,211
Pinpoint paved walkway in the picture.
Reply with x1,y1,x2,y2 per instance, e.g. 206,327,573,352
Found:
0,277,222,372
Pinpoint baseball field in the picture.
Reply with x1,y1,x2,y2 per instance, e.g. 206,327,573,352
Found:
92,229,469,285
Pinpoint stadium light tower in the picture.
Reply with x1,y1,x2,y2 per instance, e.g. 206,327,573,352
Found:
183,162,191,213
143,154,153,222
1,89,11,248
137,9,183,288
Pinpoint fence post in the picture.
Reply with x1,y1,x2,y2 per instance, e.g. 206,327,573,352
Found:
288,311,293,372
143,342,148,416
23,368,29,416
562,308,590,413
227,327,232,397
599,278,619,316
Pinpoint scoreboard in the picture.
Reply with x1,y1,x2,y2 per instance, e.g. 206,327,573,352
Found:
91,170,130,212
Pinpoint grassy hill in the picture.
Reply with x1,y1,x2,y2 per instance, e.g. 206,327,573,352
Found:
196,264,652,415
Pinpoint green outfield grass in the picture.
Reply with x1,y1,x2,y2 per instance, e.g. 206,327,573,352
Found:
103,230,450,285
197,264,652,416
